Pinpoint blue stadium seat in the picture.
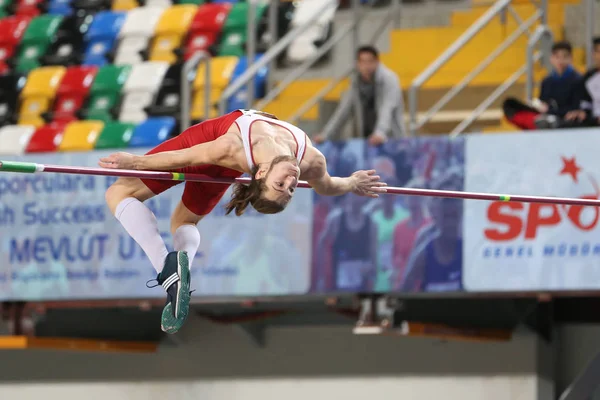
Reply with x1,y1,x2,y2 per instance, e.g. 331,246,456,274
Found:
83,11,127,67
226,54,268,112
128,117,176,148
47,0,73,15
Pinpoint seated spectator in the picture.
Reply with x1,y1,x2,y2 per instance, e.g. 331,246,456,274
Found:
563,37,600,127
315,45,406,145
503,41,581,130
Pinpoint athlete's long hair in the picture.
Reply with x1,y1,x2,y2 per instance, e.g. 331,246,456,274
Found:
224,155,291,216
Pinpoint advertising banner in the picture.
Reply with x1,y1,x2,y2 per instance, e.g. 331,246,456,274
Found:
464,130,600,291
0,150,312,301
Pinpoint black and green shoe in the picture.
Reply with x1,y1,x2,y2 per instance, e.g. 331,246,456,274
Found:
155,251,191,334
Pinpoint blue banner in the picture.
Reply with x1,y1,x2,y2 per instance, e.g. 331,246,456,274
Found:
0,150,312,301
310,137,466,293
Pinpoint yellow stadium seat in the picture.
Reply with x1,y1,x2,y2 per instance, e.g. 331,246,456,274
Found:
191,56,239,120
18,66,66,127
112,0,138,11
58,120,105,151
149,5,198,64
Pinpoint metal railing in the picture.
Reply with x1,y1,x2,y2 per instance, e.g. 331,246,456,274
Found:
218,0,339,115
408,0,549,136
449,26,551,137
180,51,211,131
525,25,553,102
585,0,596,69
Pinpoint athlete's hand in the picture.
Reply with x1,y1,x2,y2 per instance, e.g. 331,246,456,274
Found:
99,152,137,170
350,169,388,198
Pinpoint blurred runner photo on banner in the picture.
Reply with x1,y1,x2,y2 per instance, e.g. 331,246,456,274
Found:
311,136,465,293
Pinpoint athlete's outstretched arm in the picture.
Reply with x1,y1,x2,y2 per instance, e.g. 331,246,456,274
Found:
99,137,234,171
306,153,387,197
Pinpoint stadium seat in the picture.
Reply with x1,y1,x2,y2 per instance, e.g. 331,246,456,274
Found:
146,62,181,118
14,14,63,73
0,124,36,154
80,64,130,121
82,11,126,66
118,61,168,123
111,0,138,11
0,0,11,17
94,120,134,148
226,54,267,112
217,2,266,57
176,0,204,5
47,0,73,15
218,30,246,57
71,0,111,13
191,55,238,120
113,6,165,65
144,0,170,9
13,0,46,18
46,65,97,123
256,0,295,54
0,73,27,125
183,2,231,59
0,16,31,75
40,14,92,66
128,116,175,147
18,65,66,127
149,4,197,64
25,121,65,152
58,119,104,151
286,0,336,64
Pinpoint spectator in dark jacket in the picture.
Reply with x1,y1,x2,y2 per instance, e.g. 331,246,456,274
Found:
563,36,600,127
503,41,581,130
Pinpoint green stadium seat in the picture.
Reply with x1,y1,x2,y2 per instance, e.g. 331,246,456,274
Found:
94,121,135,149
218,31,246,56
177,0,204,5
0,0,11,17
218,2,266,56
15,15,63,73
81,64,131,122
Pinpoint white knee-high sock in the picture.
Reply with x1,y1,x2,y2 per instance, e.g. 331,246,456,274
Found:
173,224,201,268
115,197,168,274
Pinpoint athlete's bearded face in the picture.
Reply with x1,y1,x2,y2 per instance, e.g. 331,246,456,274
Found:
255,155,300,207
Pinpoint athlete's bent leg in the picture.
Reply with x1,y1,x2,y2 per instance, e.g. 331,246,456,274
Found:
171,200,203,268
105,178,170,274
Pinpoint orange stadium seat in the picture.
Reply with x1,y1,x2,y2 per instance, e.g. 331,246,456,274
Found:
148,4,198,64
191,55,238,120
58,119,105,151
18,65,65,127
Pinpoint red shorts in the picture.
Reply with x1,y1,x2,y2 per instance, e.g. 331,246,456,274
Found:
140,111,243,216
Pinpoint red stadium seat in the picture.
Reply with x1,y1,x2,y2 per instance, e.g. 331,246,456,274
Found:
184,3,230,59
184,30,219,60
14,0,46,18
50,65,98,123
25,121,66,152
0,16,32,74
190,3,230,32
